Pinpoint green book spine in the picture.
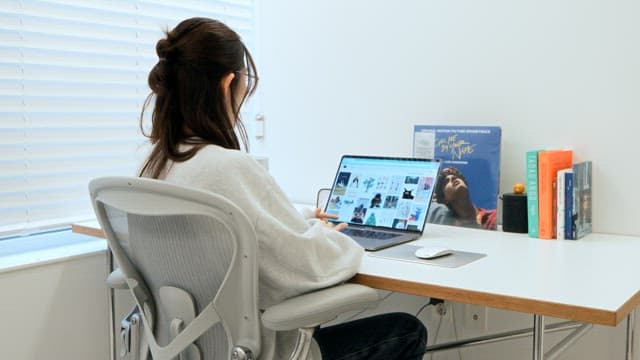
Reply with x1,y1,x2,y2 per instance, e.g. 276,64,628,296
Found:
526,150,541,238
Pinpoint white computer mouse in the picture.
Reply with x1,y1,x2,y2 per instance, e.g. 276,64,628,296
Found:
414,246,454,259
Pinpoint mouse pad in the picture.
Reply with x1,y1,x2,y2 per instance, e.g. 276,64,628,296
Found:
369,244,486,268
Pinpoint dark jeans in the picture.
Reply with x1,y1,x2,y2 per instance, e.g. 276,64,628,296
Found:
313,312,427,360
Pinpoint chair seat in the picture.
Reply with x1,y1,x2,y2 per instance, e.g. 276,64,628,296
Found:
262,284,379,331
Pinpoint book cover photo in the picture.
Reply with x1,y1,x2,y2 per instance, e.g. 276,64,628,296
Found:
570,161,592,239
413,125,502,230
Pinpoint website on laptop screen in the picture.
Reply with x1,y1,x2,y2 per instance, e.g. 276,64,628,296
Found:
325,156,441,233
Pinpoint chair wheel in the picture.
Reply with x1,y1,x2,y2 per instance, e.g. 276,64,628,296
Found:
231,346,254,360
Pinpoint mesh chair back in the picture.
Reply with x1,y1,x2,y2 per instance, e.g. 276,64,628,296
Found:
90,177,260,360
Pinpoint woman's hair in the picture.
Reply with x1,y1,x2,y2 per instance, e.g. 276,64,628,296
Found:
139,17,258,178
434,167,467,205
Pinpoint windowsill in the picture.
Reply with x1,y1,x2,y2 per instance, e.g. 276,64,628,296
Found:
0,229,107,274
0,204,317,275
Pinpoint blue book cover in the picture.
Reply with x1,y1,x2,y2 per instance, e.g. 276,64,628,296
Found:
413,125,501,230
564,171,574,239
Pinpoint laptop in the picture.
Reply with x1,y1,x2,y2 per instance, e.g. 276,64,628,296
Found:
324,155,441,251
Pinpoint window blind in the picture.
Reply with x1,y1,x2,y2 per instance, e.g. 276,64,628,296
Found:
0,0,257,236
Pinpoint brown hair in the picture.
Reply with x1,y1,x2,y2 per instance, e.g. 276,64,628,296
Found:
434,167,467,205
139,17,258,178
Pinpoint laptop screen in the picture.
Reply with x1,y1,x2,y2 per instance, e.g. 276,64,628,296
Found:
325,155,441,233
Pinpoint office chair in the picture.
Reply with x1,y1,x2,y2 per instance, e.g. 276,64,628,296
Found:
90,176,379,360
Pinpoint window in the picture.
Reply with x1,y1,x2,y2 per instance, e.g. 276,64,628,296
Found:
0,0,258,236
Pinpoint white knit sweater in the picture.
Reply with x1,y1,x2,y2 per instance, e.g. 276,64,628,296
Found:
154,144,364,359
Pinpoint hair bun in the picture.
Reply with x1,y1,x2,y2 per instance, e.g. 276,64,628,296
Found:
148,61,170,93
156,38,172,59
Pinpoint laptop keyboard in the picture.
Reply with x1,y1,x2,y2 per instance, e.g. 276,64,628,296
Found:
342,228,399,240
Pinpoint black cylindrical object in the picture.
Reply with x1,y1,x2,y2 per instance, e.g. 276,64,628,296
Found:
502,193,528,233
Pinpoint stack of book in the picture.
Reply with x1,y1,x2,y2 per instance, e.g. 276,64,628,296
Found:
526,149,592,240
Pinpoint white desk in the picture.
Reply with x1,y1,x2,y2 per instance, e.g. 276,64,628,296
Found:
351,223,640,359
73,219,640,359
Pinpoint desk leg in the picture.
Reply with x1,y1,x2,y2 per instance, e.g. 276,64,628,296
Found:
533,314,544,360
626,310,635,360
107,249,116,360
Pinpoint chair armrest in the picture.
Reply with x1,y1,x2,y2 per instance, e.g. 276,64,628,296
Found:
261,284,379,331
106,268,128,289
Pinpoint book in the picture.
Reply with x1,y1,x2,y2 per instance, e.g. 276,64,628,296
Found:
537,150,573,239
413,125,501,230
526,150,541,238
564,171,574,239
556,168,572,240
569,161,592,239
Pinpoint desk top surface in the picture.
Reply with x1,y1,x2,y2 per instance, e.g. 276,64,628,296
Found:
354,223,640,326
73,205,640,327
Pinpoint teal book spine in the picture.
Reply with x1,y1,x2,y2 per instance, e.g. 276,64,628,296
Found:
526,150,541,238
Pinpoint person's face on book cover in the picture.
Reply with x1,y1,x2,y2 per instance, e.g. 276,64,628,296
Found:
440,168,470,204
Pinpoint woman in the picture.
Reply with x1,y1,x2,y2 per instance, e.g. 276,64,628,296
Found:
139,17,427,360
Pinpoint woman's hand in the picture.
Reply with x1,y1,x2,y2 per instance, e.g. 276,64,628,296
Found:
314,208,348,231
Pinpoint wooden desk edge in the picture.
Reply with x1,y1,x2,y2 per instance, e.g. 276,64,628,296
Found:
618,290,640,324
71,223,105,239
73,221,639,327
351,274,639,327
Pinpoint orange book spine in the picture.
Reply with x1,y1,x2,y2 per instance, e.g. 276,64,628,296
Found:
537,150,573,239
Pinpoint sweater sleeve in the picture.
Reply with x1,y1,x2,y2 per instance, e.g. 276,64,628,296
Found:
299,206,317,220
255,204,364,308
247,166,364,308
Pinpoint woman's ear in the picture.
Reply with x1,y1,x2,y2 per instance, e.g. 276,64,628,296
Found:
221,72,235,96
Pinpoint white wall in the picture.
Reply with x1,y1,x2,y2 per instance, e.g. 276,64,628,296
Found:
258,1,640,359
257,0,640,236
0,253,109,360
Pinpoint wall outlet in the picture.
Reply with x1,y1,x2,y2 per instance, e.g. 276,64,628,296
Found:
463,304,488,334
